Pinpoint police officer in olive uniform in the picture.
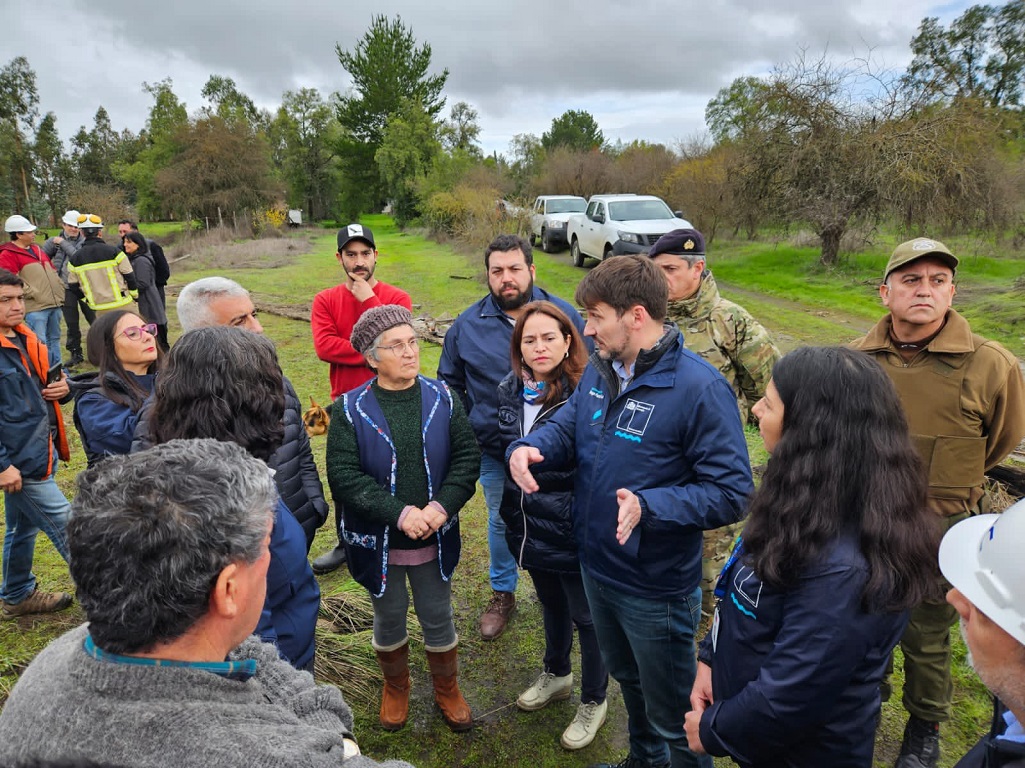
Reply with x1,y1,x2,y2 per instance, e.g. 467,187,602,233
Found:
647,228,782,616
854,237,1025,768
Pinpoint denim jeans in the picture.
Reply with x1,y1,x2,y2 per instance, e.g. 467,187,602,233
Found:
582,571,711,768
480,454,518,593
371,561,457,650
528,568,608,704
24,307,62,367
1,477,72,604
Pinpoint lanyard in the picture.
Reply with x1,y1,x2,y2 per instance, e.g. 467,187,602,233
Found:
713,534,745,601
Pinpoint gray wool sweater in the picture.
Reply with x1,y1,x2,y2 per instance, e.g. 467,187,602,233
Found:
0,625,415,768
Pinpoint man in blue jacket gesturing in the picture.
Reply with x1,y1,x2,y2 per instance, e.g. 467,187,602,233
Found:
509,255,753,768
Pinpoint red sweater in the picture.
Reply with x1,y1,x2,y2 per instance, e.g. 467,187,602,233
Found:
311,281,412,399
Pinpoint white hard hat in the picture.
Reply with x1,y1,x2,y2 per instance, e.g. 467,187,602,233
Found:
939,498,1025,645
4,214,36,233
76,213,104,229
62,210,81,227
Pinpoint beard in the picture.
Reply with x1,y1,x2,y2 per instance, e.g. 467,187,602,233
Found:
961,618,1025,713
491,277,533,312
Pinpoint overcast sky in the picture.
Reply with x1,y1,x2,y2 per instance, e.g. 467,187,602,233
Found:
4,0,980,158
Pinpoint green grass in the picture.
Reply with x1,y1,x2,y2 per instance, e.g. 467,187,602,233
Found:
1,217,1012,767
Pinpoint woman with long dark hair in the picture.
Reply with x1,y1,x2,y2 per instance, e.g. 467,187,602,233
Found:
121,231,168,350
496,300,609,751
71,309,161,466
145,325,320,672
685,346,940,768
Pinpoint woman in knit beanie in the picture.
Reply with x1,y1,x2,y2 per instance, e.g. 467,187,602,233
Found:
326,304,481,733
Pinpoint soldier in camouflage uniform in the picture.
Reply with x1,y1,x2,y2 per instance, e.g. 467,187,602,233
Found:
648,228,782,616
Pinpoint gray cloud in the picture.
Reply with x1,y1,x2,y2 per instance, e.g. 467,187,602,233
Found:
4,0,967,156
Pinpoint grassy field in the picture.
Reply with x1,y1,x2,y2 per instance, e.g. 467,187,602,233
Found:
1,216,1017,767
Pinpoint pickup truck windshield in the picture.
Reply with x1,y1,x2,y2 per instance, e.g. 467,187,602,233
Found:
547,199,586,214
608,200,674,221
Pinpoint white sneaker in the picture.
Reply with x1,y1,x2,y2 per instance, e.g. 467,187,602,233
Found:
560,699,608,750
516,671,572,711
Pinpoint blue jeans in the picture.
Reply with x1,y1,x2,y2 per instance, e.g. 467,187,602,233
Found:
1,477,71,604
24,307,62,367
480,454,517,593
582,571,711,768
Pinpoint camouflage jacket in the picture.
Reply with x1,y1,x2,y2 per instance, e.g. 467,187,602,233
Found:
666,271,781,423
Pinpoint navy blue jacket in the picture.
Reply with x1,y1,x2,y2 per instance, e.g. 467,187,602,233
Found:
496,372,578,573
438,288,586,460
509,328,752,599
71,371,154,466
256,497,320,671
697,536,909,768
340,376,461,598
0,326,69,479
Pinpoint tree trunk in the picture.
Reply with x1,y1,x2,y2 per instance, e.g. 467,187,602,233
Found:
819,224,844,266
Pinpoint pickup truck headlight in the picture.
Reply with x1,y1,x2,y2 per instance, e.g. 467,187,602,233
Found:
618,232,642,244
547,220,567,229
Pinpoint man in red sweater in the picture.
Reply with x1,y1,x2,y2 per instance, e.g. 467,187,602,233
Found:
310,223,411,573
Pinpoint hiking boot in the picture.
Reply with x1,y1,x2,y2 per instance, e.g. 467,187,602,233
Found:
2,588,73,619
561,699,608,750
311,544,347,575
894,715,940,768
516,671,572,711
66,351,84,369
479,590,515,640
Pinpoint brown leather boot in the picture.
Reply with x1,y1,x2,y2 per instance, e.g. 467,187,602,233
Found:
425,647,473,732
479,590,515,640
375,642,410,731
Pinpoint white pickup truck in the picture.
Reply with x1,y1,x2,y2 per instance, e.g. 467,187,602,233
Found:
566,194,692,267
530,195,587,253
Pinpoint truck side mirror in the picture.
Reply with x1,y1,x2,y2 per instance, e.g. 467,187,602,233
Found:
593,213,604,223
674,211,684,218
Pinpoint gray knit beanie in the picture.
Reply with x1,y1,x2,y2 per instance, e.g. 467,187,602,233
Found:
351,304,415,354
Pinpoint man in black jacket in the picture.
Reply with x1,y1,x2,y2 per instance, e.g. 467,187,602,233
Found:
940,499,1025,768
173,276,331,551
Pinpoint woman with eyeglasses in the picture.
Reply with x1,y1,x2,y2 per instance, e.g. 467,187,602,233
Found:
121,231,168,351
683,347,941,768
326,305,481,733
70,310,161,466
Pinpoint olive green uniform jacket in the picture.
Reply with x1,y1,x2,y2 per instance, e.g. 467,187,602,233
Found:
666,271,781,424
854,309,1025,518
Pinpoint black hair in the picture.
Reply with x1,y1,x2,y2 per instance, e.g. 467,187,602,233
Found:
85,309,161,411
122,231,147,252
743,346,939,612
485,234,533,269
0,268,24,287
149,326,284,462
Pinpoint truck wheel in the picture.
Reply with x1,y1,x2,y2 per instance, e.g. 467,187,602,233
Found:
529,233,537,247
541,229,553,253
603,245,615,261
571,239,585,268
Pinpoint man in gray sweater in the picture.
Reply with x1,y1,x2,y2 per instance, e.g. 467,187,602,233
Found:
0,438,414,768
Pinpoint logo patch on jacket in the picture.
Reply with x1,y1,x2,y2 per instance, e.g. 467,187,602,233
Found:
729,565,762,619
614,399,654,443
588,387,604,399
